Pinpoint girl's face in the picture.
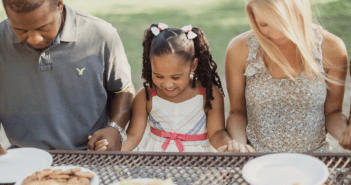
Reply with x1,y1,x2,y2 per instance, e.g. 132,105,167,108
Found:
252,7,290,45
151,54,197,97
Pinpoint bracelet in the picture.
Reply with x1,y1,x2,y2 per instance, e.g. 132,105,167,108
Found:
107,122,126,144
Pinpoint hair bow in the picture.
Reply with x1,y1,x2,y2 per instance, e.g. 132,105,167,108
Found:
181,25,197,39
151,23,168,36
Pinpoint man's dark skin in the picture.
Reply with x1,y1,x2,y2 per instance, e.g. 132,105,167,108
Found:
0,0,135,154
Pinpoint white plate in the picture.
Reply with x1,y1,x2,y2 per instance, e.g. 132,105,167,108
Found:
15,166,100,185
242,153,328,185
113,178,170,185
0,147,53,183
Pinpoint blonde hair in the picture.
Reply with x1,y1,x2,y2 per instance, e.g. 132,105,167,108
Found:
245,0,331,83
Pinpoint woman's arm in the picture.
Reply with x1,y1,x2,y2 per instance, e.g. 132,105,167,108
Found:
225,32,251,145
206,85,231,150
320,30,348,143
121,88,149,151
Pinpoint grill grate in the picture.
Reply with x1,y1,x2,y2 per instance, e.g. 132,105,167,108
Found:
48,151,351,185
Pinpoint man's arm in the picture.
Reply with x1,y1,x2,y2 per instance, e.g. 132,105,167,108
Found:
108,83,135,128
87,83,135,151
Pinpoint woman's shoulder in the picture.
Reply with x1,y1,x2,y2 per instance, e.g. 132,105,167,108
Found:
318,27,347,66
227,30,253,54
225,30,254,67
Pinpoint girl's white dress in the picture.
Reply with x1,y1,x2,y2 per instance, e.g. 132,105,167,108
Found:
136,87,217,152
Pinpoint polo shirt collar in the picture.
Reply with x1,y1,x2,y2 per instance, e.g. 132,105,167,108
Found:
11,4,77,44
12,31,21,43
60,4,77,42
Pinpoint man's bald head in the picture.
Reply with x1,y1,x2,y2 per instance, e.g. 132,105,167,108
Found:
2,0,58,13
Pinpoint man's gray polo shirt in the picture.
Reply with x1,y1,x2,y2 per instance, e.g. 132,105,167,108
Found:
0,5,131,150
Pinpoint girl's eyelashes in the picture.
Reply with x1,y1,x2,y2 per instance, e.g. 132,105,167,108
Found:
154,76,179,80
259,23,268,27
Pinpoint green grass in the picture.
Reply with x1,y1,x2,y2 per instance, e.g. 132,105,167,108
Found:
0,0,349,99
0,0,350,152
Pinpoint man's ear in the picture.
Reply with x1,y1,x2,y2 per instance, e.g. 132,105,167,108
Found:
57,0,64,13
191,58,198,73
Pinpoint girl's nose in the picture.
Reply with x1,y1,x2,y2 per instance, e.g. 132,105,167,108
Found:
164,81,174,89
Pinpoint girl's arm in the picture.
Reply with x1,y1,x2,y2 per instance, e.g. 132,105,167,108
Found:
121,88,149,151
206,85,231,150
225,32,251,145
319,30,348,148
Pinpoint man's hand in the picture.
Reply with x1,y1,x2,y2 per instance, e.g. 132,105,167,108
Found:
0,144,7,155
218,140,255,153
87,127,121,151
339,124,351,150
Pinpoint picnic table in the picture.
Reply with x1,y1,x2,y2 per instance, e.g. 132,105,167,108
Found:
3,151,351,185
49,151,351,185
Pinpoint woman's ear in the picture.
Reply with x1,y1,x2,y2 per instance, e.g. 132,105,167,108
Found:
191,58,198,73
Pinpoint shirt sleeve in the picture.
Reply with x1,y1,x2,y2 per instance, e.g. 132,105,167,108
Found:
104,27,132,92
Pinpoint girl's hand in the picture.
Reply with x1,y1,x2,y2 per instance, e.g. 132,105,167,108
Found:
339,125,351,150
218,140,255,153
88,136,109,151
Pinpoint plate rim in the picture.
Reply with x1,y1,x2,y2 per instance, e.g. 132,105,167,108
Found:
15,165,100,185
114,178,168,185
242,153,329,185
0,147,53,183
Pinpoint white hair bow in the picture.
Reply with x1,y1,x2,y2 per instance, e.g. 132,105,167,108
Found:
151,23,168,36
181,25,197,39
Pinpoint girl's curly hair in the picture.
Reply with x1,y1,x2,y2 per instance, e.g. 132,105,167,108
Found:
142,23,224,110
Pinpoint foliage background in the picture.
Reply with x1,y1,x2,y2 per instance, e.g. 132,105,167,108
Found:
0,0,350,152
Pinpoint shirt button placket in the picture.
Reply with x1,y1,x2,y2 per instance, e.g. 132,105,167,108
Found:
38,51,52,72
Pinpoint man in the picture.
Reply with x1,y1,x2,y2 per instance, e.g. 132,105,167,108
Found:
0,0,134,153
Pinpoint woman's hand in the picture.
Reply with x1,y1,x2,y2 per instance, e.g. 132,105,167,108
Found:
218,140,256,153
339,125,351,150
0,144,7,155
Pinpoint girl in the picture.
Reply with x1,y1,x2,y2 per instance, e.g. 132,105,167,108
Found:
95,23,232,152
222,0,349,153
119,23,232,152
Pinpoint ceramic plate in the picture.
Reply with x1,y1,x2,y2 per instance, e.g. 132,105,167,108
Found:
0,148,53,183
114,178,173,185
242,153,328,185
15,166,99,185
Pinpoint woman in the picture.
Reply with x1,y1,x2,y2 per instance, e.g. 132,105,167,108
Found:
220,0,349,153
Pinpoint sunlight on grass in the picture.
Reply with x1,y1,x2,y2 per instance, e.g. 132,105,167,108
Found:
0,0,339,21
63,0,237,15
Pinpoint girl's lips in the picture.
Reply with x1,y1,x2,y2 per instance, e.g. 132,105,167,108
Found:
166,89,174,92
276,37,284,41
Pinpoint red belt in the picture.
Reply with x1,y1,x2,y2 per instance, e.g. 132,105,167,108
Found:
150,126,209,152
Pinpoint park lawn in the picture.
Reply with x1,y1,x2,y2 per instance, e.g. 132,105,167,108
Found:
0,0,348,112
0,0,350,152
0,0,346,90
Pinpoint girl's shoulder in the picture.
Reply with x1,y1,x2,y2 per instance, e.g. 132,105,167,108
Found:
199,80,224,112
135,87,153,113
